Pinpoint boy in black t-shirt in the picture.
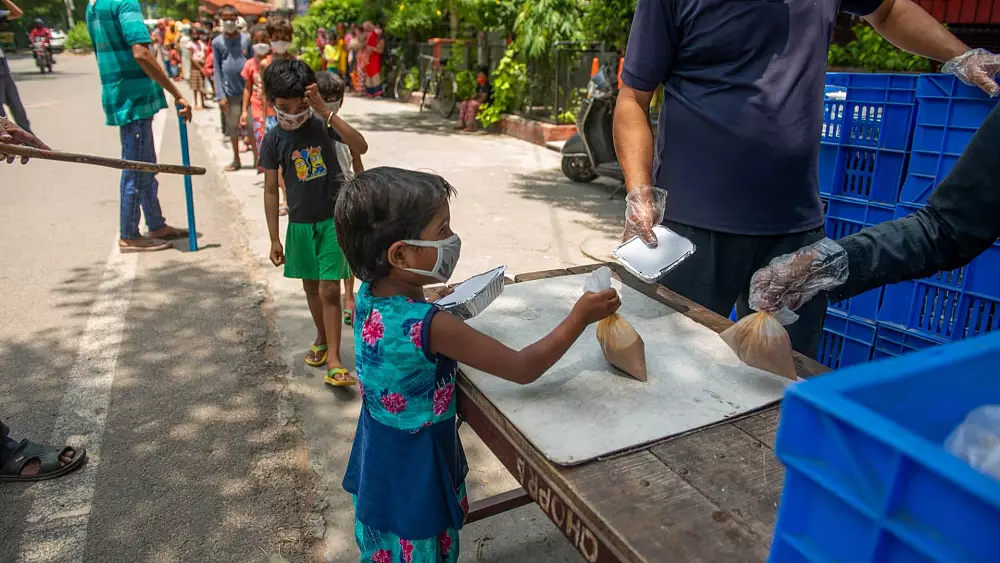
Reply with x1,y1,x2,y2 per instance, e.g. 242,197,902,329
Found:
259,59,369,387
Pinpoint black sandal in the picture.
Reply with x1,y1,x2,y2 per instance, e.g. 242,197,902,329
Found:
0,439,87,482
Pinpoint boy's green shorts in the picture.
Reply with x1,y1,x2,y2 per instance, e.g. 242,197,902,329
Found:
284,218,352,281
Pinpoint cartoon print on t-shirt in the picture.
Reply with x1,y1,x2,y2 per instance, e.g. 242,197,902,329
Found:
291,146,328,182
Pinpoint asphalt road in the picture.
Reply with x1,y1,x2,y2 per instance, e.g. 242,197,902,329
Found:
1,53,319,563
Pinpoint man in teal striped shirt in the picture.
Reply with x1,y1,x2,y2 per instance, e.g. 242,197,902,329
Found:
86,0,193,253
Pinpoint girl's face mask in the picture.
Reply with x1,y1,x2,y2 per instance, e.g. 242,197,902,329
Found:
271,40,290,54
252,42,271,56
274,106,311,130
401,234,462,283
325,100,342,115
476,75,487,86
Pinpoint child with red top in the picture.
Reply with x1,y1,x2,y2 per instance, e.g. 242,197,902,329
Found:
240,24,271,173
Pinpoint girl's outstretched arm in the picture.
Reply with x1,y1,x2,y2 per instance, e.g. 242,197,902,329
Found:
430,289,620,385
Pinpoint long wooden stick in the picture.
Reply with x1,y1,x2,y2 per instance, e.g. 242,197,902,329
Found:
0,143,207,176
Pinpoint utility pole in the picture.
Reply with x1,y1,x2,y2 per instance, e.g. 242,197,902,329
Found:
64,0,74,27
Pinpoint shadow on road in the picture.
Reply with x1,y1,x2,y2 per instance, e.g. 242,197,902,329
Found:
0,256,316,562
345,99,471,137
510,169,624,238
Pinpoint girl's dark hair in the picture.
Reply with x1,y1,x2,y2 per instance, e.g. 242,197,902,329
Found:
316,71,345,102
266,18,293,38
250,23,268,38
335,167,457,283
263,59,316,101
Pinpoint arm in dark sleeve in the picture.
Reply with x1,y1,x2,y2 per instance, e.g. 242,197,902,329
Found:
620,0,676,92
832,103,1000,300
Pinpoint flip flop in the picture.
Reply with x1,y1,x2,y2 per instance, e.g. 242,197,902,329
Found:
324,368,356,387
279,205,289,217
343,309,354,326
305,344,328,367
0,439,88,483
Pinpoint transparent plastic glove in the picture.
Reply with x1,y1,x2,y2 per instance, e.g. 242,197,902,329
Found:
748,238,849,324
943,48,1000,98
623,185,667,247
945,405,1000,479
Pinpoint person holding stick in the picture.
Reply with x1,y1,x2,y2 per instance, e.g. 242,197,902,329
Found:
86,0,192,253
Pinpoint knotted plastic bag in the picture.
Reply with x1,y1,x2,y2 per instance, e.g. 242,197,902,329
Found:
583,267,647,381
720,311,797,380
945,405,1000,479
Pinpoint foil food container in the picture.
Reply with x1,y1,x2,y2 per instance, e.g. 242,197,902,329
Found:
438,265,507,320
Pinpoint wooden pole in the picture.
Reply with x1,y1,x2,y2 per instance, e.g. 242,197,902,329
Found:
0,143,207,176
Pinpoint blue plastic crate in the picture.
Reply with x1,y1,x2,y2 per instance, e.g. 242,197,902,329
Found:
872,322,946,360
772,332,1000,563
899,74,1000,205
818,74,917,204
816,309,876,369
824,197,894,319
877,203,1000,341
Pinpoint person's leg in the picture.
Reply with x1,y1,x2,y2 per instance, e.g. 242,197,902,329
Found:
455,101,469,129
465,100,480,130
119,120,172,250
302,279,328,363
318,280,345,374
343,275,356,325
736,227,828,357
0,421,16,467
0,419,85,480
227,97,243,170
659,220,758,317
0,69,32,132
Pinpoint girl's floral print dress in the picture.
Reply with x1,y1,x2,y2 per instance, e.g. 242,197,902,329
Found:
343,283,469,563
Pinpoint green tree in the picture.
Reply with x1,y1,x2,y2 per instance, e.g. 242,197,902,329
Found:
153,0,199,20
581,0,634,51
513,0,584,59
292,0,364,51
827,23,931,72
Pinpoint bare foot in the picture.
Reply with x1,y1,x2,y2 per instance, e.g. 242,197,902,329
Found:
119,237,172,253
19,448,76,477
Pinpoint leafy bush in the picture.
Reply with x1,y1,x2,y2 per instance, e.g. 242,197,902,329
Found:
300,45,323,71
828,24,931,72
477,46,526,128
455,69,475,100
513,0,584,60
581,0,635,51
65,22,92,51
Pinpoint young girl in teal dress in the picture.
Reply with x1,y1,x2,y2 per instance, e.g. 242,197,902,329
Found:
334,167,621,562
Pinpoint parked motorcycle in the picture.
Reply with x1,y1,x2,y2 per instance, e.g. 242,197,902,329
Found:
33,37,53,74
561,63,622,187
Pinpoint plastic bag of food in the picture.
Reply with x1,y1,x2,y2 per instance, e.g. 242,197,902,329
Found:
720,311,797,380
945,405,1000,479
583,267,647,381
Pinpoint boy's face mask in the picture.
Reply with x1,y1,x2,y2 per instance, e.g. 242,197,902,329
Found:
252,43,271,56
401,234,461,283
271,40,290,54
274,107,311,130
221,20,237,33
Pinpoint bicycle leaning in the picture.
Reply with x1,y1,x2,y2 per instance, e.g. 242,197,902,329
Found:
417,53,457,119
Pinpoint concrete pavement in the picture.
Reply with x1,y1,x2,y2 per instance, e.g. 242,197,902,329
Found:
186,82,626,563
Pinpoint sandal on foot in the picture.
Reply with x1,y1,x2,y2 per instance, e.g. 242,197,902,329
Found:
324,368,356,387
343,309,354,326
278,205,288,217
305,344,328,367
0,440,87,482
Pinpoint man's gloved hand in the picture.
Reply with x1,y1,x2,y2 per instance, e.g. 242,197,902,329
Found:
622,185,667,247
749,238,850,316
943,48,1000,98
0,117,51,164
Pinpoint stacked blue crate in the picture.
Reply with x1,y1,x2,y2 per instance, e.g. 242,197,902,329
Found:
876,75,1000,359
817,73,918,370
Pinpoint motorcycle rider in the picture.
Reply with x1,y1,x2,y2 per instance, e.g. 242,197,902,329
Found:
28,18,55,65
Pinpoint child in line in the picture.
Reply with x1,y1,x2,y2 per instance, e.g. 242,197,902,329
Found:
167,43,181,79
189,30,208,110
455,67,491,132
333,167,621,562
241,24,271,176
259,59,369,387
260,18,296,214
316,70,362,325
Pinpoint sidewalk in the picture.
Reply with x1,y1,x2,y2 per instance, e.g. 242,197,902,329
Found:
185,88,624,562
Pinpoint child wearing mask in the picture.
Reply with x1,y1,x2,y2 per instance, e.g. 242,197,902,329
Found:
316,70,363,325
259,60,369,386
333,166,620,562
241,25,271,171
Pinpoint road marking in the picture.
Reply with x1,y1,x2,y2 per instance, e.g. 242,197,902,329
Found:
17,109,168,563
